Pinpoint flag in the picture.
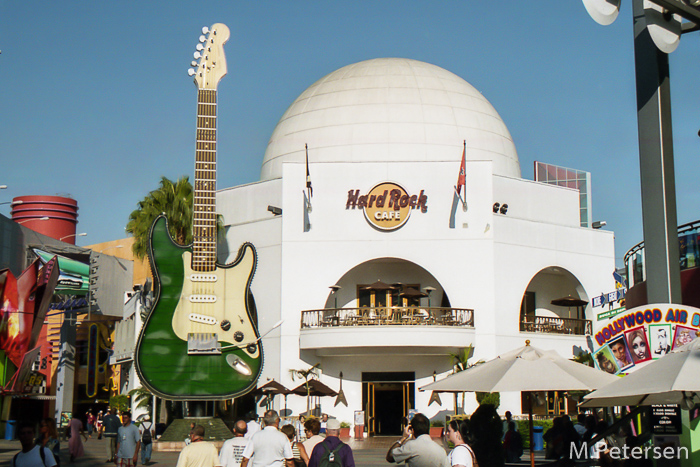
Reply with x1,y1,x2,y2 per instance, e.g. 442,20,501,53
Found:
305,143,313,198
456,140,466,198
613,270,627,289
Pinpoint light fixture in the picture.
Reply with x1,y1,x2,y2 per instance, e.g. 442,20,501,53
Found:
592,221,607,229
0,185,6,189
267,205,282,216
499,204,508,215
493,202,500,213
17,217,49,225
60,232,87,242
329,285,341,309
424,286,436,307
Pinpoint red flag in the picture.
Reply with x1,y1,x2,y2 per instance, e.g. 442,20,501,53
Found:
456,141,466,197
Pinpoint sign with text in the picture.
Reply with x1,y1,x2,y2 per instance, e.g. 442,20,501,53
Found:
651,405,682,434
346,182,428,231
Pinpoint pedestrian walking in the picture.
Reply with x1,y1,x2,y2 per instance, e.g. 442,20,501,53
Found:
67,415,87,462
445,419,476,467
103,408,121,462
13,421,57,467
36,417,61,466
139,416,154,465
114,411,140,467
240,410,293,467
176,425,219,467
219,420,248,467
308,419,355,467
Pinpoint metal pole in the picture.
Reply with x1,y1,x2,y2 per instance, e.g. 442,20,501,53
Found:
632,0,682,303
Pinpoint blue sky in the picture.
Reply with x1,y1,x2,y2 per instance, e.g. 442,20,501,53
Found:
1,2,700,267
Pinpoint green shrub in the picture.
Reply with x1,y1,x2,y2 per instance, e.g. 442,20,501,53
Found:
431,419,445,427
340,421,350,428
476,392,500,409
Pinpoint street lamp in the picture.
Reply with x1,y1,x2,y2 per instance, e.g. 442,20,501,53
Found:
60,232,87,242
0,200,21,207
329,284,341,309
97,245,124,253
17,216,49,225
424,286,436,308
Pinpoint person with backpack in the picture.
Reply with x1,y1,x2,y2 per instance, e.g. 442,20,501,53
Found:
13,421,57,467
139,416,154,465
307,419,354,467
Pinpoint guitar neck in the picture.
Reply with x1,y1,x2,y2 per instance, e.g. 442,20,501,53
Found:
193,89,218,272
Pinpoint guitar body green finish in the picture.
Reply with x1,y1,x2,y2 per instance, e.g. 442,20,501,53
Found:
134,215,262,399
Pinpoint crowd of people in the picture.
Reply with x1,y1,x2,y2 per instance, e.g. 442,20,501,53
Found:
12,407,652,467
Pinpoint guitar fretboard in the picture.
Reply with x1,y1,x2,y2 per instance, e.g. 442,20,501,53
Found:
193,89,217,272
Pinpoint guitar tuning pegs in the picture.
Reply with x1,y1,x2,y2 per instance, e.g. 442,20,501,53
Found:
196,43,204,51
202,26,209,34
191,61,197,67
199,35,206,43
187,69,196,76
194,51,201,59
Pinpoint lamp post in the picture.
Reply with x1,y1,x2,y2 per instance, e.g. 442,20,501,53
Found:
424,286,436,308
60,232,87,242
17,216,49,225
329,284,341,309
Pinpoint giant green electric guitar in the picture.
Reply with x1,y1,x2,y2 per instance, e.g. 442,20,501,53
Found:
135,24,262,399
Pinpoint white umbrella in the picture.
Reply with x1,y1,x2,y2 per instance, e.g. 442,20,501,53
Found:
581,337,700,408
421,341,617,467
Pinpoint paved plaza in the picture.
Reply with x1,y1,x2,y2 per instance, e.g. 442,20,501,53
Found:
0,435,544,465
0,436,417,467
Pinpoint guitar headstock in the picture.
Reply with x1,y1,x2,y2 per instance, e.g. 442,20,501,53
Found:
188,23,230,90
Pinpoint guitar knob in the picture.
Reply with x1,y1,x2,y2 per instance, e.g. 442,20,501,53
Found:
233,331,244,342
202,26,210,34
194,51,201,59
246,343,257,354
187,69,196,77
220,320,231,332
196,44,205,51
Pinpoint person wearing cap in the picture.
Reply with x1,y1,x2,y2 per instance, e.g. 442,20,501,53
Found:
307,419,355,467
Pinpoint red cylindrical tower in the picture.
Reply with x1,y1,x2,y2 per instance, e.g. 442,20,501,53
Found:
11,195,79,243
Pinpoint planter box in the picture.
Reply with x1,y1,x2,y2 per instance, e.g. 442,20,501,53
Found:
339,427,351,439
429,427,443,438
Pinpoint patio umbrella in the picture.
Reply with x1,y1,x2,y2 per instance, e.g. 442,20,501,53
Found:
399,287,428,298
421,340,617,467
362,280,396,291
551,295,588,319
581,337,700,408
253,380,290,412
291,379,338,397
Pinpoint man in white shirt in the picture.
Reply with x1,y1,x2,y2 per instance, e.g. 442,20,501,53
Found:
13,421,57,467
244,412,260,440
219,420,249,467
240,410,293,467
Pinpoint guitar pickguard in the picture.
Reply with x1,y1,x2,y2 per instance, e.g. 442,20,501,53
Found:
172,249,259,358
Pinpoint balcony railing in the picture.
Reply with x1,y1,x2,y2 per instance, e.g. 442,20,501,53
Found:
520,316,592,335
301,307,474,329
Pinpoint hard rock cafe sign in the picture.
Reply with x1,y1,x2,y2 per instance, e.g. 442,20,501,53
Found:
346,182,428,231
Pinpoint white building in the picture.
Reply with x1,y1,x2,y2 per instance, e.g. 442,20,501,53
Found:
217,58,616,434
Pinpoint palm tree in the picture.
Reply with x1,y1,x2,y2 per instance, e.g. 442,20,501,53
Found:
450,345,484,414
128,387,153,413
126,176,194,259
290,363,321,416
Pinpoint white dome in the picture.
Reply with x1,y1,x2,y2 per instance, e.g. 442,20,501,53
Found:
261,58,520,180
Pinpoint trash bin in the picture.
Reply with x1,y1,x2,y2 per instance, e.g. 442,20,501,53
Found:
532,425,544,452
5,420,17,440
